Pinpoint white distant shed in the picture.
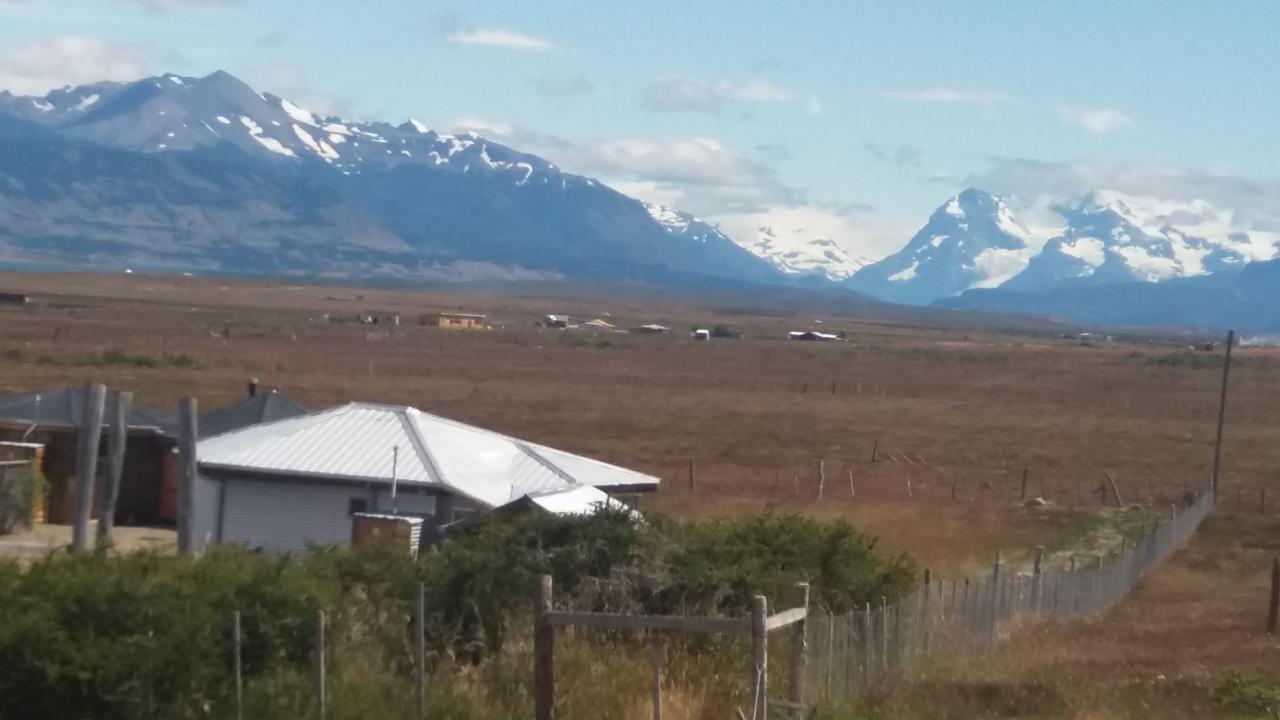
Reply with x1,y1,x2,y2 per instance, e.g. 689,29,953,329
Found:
193,402,660,552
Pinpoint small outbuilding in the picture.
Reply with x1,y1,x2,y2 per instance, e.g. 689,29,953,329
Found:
788,331,842,342
193,402,660,553
632,324,671,335
434,312,487,330
691,329,711,341
544,314,571,328
0,387,176,526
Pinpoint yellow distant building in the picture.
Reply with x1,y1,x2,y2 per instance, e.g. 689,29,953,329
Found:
435,312,487,330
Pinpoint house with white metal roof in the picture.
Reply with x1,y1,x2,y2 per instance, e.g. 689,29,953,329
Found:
193,402,659,552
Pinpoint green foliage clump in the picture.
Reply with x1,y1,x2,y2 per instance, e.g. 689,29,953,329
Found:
0,510,910,719
0,468,43,534
1213,671,1280,718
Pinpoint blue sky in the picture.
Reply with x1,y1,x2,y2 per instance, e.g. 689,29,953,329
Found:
1,0,1277,258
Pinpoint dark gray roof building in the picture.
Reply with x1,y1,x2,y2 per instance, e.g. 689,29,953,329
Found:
198,390,309,439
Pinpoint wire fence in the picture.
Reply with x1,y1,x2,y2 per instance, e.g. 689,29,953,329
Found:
805,484,1216,706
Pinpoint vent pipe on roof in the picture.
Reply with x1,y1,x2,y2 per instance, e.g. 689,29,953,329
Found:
247,378,258,398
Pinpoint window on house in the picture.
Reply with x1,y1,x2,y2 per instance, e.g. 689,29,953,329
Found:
348,498,368,515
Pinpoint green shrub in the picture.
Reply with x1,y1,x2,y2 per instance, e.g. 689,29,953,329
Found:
1213,671,1280,718
0,467,43,534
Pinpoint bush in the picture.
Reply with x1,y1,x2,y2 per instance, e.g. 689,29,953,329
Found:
0,511,910,718
0,467,43,534
1213,671,1280,718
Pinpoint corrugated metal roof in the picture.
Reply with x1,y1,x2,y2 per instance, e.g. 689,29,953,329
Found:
198,402,660,508
0,387,175,434
199,391,310,439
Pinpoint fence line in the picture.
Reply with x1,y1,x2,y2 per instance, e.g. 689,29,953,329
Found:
805,484,1216,706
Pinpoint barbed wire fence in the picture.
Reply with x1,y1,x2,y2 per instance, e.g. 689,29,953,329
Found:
804,482,1216,708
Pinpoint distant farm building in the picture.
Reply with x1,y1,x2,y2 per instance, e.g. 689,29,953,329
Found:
632,324,671,335
0,292,31,306
691,329,711,341
789,331,842,342
544,314,571,328
193,402,660,553
433,312,487,330
583,318,615,330
0,387,177,526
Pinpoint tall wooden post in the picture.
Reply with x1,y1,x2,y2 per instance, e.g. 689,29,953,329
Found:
649,633,662,720
989,552,1002,650
817,460,825,499
1019,468,1028,501
71,383,106,552
1268,557,1279,635
750,595,768,720
177,398,198,555
96,390,131,545
415,582,426,719
233,610,243,720
1031,546,1045,614
535,575,555,720
1211,329,1234,500
789,583,809,714
315,610,326,720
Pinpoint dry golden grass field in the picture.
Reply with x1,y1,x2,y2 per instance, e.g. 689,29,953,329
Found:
1,270,1278,718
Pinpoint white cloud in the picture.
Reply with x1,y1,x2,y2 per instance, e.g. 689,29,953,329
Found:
1059,106,1135,134
641,75,797,115
444,116,515,138
881,88,1008,103
0,35,148,95
446,29,554,51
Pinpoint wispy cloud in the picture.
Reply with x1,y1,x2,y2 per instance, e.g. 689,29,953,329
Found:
446,29,554,51
0,35,148,95
882,88,1008,103
1059,106,1135,134
641,75,797,115
444,116,515,138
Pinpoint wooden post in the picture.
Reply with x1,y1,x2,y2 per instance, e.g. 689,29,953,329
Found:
649,633,662,720
1107,474,1125,507
906,479,913,500
72,383,107,552
315,610,326,720
1261,489,1267,515
1268,557,1279,634
862,601,873,686
870,441,878,463
177,398,199,556
535,575,555,720
879,596,888,671
848,469,855,497
1019,468,1028,501
921,569,932,655
1032,546,1045,614
1211,329,1234,500
233,611,243,720
817,460,825,499
415,582,426,720
96,390,131,545
789,583,809,714
989,552,1002,650
750,595,768,720
688,460,695,492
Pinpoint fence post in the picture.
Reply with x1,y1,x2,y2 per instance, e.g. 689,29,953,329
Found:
233,610,243,720
817,460,825,499
861,602,873,688
688,460,695,492
535,575,555,720
921,569,932,656
1211,329,1234,501
751,594,768,720
415,581,426,720
988,553,1002,650
1067,556,1077,616
1268,557,1279,635
650,633,662,720
879,596,888,671
315,610,326,720
96,390,131,545
71,382,106,552
783,579,803,707
176,398,199,556
1031,546,1045,615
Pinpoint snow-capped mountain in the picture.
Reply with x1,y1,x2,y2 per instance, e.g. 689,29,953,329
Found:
1001,192,1270,291
737,225,868,281
847,189,1040,305
0,72,783,287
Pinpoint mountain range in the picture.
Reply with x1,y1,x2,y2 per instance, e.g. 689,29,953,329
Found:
0,71,781,287
0,70,1275,330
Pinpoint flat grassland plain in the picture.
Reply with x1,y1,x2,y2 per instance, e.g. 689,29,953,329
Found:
1,270,1278,718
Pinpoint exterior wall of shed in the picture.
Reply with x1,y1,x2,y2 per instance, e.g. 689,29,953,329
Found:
0,424,174,526
203,475,452,554
436,315,485,330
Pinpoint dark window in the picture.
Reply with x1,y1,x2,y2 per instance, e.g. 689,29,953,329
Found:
348,498,368,515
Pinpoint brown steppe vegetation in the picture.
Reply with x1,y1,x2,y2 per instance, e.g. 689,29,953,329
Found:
1,270,1278,718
